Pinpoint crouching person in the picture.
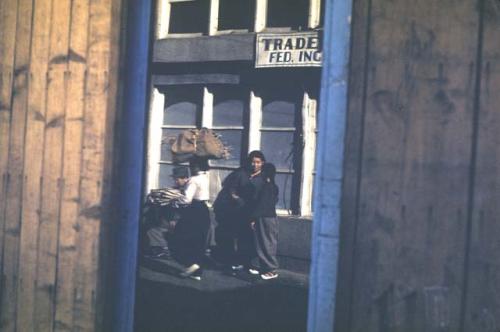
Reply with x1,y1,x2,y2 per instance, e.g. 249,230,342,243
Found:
143,166,190,259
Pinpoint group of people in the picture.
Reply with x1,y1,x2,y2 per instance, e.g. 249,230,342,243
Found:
142,151,279,281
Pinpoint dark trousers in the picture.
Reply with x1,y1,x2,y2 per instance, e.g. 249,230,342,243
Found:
215,213,254,267
254,216,279,272
237,222,256,267
214,213,238,265
170,201,210,266
146,220,169,248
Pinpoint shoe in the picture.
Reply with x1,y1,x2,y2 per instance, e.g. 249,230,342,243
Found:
144,247,170,259
180,264,201,277
189,269,202,281
231,264,244,271
248,268,259,275
261,271,278,280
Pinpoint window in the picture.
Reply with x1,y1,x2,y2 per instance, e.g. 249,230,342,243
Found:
266,0,308,30
218,0,255,31
157,0,324,37
158,86,203,188
209,86,249,201
260,88,302,212
168,0,209,34
147,81,317,216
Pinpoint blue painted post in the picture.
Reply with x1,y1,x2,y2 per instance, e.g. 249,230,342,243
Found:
307,0,354,331
112,0,153,331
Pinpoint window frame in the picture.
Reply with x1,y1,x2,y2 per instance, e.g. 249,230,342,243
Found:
155,0,324,38
146,83,317,217
156,0,209,38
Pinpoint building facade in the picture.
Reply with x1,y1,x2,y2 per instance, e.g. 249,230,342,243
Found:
146,0,325,219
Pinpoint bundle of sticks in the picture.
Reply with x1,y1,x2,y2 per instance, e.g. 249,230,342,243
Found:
146,188,184,207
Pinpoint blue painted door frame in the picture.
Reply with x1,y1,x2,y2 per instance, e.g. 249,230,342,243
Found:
114,0,354,331
307,0,354,331
113,0,153,331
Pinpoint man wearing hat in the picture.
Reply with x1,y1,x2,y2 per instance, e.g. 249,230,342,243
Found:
143,166,190,259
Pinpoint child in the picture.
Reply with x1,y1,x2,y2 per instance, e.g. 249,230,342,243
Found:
251,163,279,280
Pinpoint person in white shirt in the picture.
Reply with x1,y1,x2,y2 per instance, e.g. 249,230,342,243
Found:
170,157,211,280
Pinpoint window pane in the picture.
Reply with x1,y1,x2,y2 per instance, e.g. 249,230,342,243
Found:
261,131,296,171
163,87,201,126
169,0,209,34
213,88,246,126
275,173,293,211
161,128,188,161
210,130,243,167
262,98,297,128
218,0,254,30
267,0,308,29
159,164,176,188
208,168,234,202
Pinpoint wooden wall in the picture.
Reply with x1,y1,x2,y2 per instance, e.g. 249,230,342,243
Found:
336,0,500,331
0,0,122,330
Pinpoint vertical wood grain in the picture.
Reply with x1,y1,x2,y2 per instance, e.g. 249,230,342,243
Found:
0,0,33,330
464,1,500,331
15,0,53,330
53,0,89,330
0,0,19,278
33,0,72,330
72,0,118,329
347,1,480,331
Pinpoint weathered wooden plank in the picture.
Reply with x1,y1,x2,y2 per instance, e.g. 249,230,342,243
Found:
14,0,54,330
72,0,119,329
33,0,72,330
0,0,19,274
53,0,89,330
94,0,123,328
464,2,500,331
334,0,372,330
348,1,479,331
0,0,34,330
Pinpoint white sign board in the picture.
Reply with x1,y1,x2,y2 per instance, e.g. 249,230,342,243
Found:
255,32,322,68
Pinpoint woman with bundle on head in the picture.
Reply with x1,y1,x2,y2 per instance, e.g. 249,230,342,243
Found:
170,156,211,280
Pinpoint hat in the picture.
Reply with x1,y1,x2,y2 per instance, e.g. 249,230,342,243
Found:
171,166,189,179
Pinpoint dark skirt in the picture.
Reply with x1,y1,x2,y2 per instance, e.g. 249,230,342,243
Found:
170,200,210,266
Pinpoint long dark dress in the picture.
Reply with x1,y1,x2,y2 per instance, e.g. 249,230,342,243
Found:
170,200,210,266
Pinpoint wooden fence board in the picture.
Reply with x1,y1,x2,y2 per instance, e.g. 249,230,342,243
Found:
15,0,53,330
348,1,479,331
72,0,115,329
465,2,500,331
33,0,72,330
0,0,33,330
0,0,19,277
335,0,372,330
53,0,89,330
94,0,123,328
